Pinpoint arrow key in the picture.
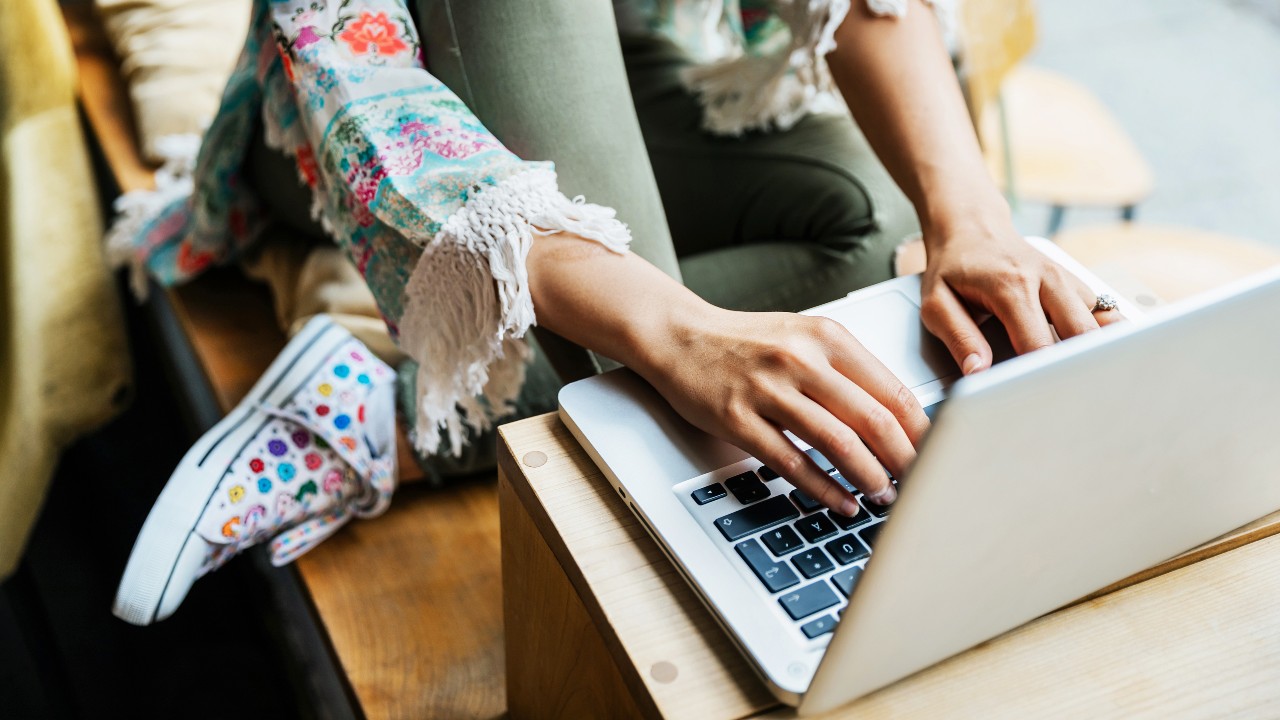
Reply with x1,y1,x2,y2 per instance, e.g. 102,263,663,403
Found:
779,581,840,620
735,538,800,593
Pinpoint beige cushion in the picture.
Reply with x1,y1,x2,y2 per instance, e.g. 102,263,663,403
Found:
95,0,251,162
1,0,132,579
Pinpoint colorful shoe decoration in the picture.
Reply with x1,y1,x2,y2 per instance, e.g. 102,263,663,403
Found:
113,316,397,625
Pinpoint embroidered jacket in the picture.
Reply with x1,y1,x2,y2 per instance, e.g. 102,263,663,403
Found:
106,0,951,456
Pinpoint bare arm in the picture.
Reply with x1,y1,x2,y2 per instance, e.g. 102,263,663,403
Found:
826,2,1122,371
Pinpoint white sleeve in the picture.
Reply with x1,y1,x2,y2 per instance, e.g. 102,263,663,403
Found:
681,0,957,136
400,167,630,456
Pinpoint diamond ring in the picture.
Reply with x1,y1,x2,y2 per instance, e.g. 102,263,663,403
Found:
1092,294,1119,313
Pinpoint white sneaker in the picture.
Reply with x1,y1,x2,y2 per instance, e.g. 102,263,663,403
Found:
114,316,397,625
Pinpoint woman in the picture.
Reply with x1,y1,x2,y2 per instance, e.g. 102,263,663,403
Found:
111,0,1121,619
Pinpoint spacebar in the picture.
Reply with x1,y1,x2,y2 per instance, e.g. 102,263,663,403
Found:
714,496,800,541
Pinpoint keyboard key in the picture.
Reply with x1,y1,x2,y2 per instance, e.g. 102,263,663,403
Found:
859,522,884,548
860,497,892,518
761,526,804,556
824,534,870,565
795,513,838,543
691,483,726,505
789,489,823,514
735,538,800,593
758,465,780,481
804,447,835,472
779,582,841,620
725,472,770,504
829,472,858,495
791,548,835,579
828,505,870,531
831,566,863,597
800,614,838,639
714,496,800,541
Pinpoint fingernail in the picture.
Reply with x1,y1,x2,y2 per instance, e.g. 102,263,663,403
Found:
868,484,897,506
840,498,860,517
962,353,984,375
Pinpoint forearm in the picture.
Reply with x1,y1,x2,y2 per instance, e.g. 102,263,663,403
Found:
526,232,712,375
826,1,1009,241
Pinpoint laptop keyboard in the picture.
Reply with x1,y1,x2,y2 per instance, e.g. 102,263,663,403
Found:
685,459,894,641
676,403,938,642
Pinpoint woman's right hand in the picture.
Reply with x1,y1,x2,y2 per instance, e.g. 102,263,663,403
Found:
527,232,927,514
631,307,930,516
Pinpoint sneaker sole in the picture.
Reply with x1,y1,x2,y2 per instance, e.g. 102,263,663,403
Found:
113,317,352,625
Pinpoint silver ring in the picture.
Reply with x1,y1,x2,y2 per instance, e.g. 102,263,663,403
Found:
1092,294,1119,313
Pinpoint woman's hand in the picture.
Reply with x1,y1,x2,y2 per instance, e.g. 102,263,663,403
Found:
919,213,1126,374
631,307,930,516
529,231,926,515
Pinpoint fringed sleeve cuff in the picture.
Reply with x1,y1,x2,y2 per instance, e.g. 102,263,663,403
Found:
102,133,204,298
398,166,630,457
681,0,956,136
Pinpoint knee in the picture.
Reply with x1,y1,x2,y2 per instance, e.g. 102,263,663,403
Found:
773,165,919,257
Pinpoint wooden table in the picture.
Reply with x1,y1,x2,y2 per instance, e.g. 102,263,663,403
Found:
497,413,1280,720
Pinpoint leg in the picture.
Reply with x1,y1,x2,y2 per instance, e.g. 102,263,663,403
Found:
414,0,678,278
415,0,683,380
625,36,921,312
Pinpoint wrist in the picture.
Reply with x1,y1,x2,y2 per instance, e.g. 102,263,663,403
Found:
625,294,728,380
918,189,1015,248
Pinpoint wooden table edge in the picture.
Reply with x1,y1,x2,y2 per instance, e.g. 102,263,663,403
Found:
498,425,673,719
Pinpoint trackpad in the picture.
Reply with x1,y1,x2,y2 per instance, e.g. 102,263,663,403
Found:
819,290,956,389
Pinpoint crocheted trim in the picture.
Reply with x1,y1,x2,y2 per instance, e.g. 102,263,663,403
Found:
399,167,630,457
103,133,202,297
681,0,955,136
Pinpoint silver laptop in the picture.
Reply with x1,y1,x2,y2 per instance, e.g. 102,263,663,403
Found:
557,237,1280,715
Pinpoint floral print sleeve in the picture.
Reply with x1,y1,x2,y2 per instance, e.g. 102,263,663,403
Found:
106,0,631,456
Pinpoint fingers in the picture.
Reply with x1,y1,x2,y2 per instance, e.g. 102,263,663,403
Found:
920,282,993,375
1041,274,1100,340
821,351,930,449
988,281,1056,355
767,391,900,506
1074,283,1127,327
812,317,930,445
738,416,861,516
1093,308,1125,326
798,370,920,478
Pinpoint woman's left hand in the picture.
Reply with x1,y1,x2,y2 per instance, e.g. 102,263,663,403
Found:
919,214,1126,375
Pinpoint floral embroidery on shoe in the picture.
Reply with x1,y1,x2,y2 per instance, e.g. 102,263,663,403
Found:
338,11,407,56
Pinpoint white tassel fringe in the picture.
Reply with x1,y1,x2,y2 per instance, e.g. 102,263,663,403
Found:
399,167,630,457
103,133,202,298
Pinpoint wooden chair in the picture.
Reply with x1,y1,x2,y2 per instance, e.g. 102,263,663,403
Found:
958,0,1154,234
1054,223,1280,306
